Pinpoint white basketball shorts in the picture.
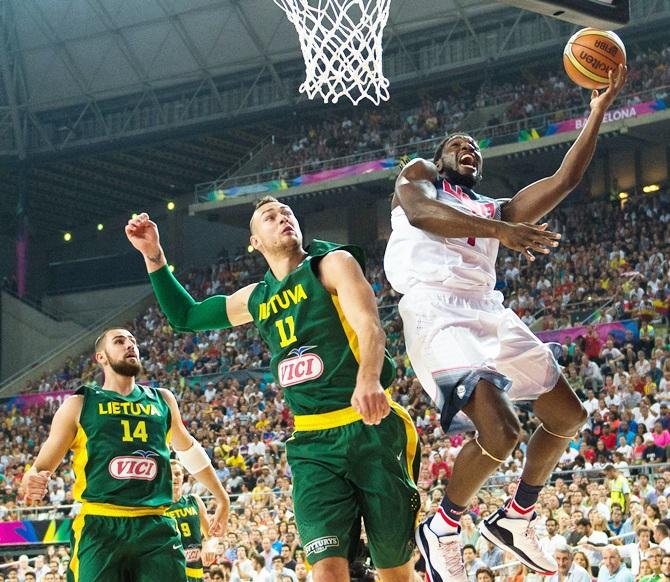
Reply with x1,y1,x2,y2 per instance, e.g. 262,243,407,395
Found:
399,288,561,432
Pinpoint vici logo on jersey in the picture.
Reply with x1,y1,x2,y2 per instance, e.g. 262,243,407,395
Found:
109,451,159,480
184,547,201,562
278,346,324,387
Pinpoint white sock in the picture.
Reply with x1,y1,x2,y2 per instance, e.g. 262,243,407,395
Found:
504,499,535,521
429,508,460,536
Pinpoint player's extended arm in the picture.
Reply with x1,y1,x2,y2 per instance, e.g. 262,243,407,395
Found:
319,250,390,425
161,389,229,536
396,159,561,261
503,65,627,224
125,213,254,331
22,396,82,500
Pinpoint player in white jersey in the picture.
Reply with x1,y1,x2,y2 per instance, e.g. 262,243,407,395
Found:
384,64,627,581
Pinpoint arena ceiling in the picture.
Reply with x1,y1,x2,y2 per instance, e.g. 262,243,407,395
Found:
0,0,667,235
0,0,514,234
11,0,502,110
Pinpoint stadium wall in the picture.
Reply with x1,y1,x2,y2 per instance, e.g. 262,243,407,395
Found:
1,292,84,380
41,284,152,328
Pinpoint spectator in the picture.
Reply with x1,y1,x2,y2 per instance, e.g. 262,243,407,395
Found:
596,546,633,582
474,567,495,582
604,465,630,514
617,526,657,577
479,539,503,569
548,545,591,582
250,555,271,582
462,545,486,582
541,516,568,554
270,556,296,582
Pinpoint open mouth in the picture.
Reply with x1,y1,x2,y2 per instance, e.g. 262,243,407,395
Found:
281,226,295,235
459,153,477,170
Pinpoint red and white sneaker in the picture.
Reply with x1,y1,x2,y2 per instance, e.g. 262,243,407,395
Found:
479,508,557,576
415,518,468,582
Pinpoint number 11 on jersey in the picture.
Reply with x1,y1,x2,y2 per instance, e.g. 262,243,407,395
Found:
275,316,297,348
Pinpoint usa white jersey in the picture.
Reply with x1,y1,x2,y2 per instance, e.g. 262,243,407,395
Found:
384,174,503,295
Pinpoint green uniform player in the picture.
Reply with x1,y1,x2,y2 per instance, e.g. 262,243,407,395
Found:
22,328,230,582
126,199,420,582
168,460,216,581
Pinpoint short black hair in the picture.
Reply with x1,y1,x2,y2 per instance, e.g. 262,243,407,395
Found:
432,133,476,163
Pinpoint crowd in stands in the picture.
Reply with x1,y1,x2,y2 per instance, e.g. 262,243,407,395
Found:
2,186,670,580
2,45,670,579
261,44,670,182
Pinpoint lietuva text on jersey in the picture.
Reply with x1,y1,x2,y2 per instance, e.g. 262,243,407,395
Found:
257,283,308,320
97,402,162,416
384,176,503,294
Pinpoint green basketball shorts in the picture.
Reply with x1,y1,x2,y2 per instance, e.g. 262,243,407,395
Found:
67,504,186,582
288,400,421,569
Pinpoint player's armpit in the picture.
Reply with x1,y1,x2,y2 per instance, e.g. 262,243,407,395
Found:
226,283,257,326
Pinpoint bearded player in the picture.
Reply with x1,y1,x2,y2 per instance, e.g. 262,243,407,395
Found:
384,64,627,581
22,328,229,582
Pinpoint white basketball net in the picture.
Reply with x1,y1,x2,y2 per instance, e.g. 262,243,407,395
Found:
273,0,392,106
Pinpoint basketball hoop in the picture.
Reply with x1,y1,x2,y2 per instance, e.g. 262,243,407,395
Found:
273,0,392,106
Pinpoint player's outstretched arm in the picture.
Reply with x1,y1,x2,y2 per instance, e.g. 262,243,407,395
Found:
22,396,82,501
319,250,390,425
126,213,255,331
396,158,561,261
161,389,229,536
503,64,627,224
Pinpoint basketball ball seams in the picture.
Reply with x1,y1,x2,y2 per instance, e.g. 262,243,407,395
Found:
563,47,609,83
570,42,621,68
563,54,607,86
563,27,626,90
573,28,627,60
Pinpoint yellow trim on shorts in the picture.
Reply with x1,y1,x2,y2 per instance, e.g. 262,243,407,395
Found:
294,391,392,431
186,567,204,578
389,401,419,483
389,400,421,528
70,513,85,582
330,294,361,363
80,501,167,517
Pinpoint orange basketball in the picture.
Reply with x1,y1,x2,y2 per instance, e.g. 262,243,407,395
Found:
563,28,626,90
